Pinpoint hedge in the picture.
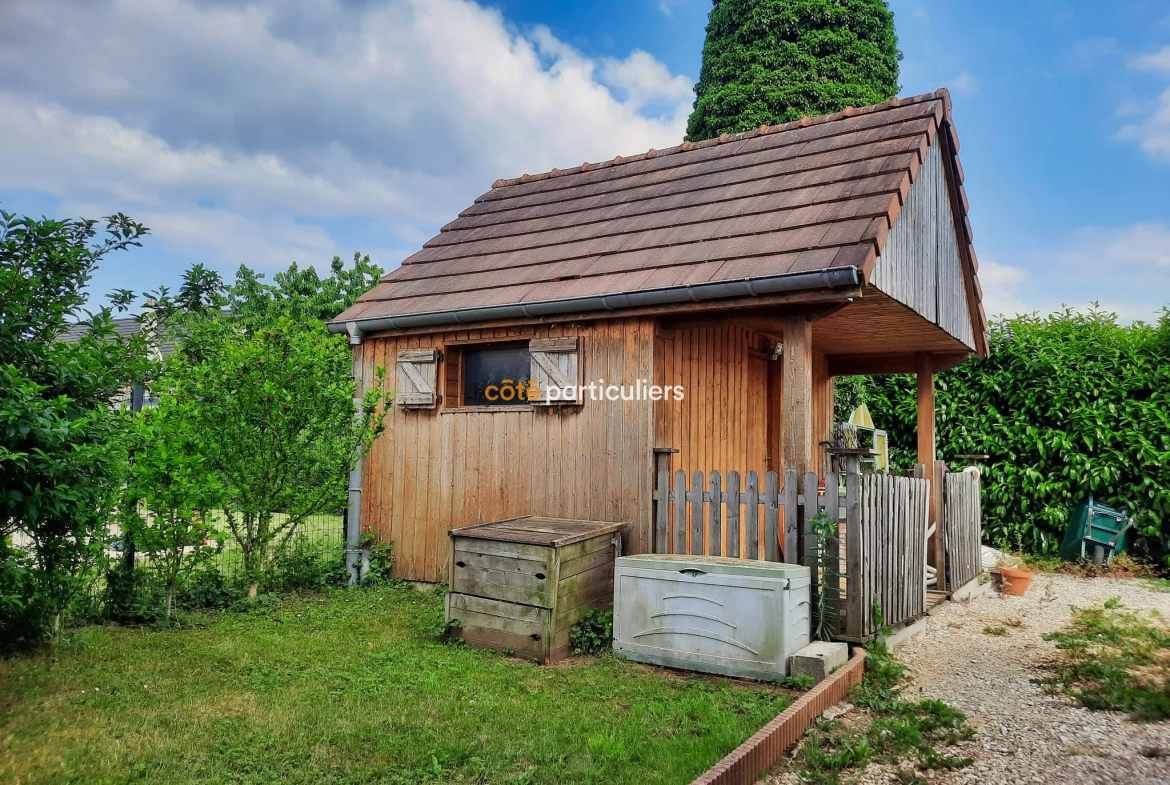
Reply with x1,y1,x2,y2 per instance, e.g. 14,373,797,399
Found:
857,308,1170,562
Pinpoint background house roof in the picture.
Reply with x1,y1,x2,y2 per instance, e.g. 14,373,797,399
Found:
334,89,986,351
59,316,177,357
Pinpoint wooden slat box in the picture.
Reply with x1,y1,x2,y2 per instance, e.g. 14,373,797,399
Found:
446,517,624,663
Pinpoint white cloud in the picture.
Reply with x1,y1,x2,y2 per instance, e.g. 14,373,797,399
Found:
976,260,1029,318
947,71,979,95
1056,223,1170,274
1118,46,1170,160
988,223,1170,322
0,0,693,273
600,50,693,115
1133,46,1170,73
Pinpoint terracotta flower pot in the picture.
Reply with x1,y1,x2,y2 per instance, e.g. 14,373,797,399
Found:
1000,566,1033,596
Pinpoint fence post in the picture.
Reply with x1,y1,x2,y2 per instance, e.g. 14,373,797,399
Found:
674,470,687,555
652,448,677,554
345,394,366,585
822,472,842,637
781,469,797,563
709,472,722,556
726,471,741,559
765,471,781,562
933,459,948,592
844,470,862,639
745,471,760,560
800,472,818,569
689,471,705,555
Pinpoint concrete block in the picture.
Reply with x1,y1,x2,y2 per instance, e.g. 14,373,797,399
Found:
951,575,992,603
789,641,849,683
885,616,928,652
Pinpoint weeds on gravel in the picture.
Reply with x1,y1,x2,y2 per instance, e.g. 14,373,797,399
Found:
1138,577,1170,594
791,613,973,784
1020,552,1161,579
1038,600,1170,721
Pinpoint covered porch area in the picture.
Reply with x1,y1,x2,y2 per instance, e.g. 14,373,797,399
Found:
649,285,984,640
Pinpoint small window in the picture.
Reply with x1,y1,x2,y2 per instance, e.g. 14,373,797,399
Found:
461,345,532,406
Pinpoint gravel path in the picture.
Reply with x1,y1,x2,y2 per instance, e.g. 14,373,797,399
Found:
896,574,1170,785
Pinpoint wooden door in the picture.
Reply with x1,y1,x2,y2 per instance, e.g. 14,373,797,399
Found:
748,351,770,479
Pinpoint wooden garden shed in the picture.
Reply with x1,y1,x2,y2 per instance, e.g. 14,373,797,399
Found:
330,89,988,620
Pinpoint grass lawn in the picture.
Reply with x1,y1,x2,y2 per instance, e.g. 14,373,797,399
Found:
0,584,795,785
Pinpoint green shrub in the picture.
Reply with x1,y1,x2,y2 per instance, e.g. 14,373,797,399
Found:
102,560,165,625
262,538,347,594
0,545,45,655
570,609,614,656
359,532,395,586
174,564,239,610
856,308,1170,561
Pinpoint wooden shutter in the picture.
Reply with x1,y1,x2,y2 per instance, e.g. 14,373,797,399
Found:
529,337,580,405
397,349,440,409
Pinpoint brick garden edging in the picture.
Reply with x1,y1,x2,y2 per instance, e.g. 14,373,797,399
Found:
689,648,868,785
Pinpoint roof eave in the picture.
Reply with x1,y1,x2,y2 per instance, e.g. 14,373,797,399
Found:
328,266,861,341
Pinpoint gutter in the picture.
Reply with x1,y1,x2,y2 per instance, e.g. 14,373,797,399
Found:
328,266,861,342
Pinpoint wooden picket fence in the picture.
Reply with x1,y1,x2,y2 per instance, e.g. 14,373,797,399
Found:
652,467,931,640
944,470,983,592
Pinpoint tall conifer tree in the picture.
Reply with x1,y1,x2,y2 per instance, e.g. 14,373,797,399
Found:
686,0,901,141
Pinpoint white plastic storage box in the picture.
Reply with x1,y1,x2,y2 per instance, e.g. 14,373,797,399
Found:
612,554,810,681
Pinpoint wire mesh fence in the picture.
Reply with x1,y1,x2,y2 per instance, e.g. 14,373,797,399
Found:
206,511,347,575
78,509,349,612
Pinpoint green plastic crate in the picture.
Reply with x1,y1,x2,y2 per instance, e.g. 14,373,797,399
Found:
1059,494,1132,565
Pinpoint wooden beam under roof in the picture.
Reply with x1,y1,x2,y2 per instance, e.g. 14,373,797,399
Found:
828,351,971,376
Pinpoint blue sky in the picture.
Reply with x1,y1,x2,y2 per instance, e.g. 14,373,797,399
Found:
1,0,1168,321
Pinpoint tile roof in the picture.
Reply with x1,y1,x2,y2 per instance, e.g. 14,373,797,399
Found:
59,316,177,357
335,89,986,352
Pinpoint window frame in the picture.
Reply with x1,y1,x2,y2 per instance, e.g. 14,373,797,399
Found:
444,339,534,410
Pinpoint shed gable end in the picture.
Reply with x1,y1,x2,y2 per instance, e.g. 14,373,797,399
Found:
871,141,976,350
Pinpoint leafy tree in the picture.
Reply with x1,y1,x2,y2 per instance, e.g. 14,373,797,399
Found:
1,211,153,647
686,0,901,141
833,374,869,423
161,315,388,596
225,253,383,325
120,406,223,620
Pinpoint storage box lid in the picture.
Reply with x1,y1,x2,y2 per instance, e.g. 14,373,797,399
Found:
615,553,810,579
449,516,624,547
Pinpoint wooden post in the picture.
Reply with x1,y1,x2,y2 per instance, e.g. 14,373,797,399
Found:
934,459,947,592
652,448,677,554
916,354,936,477
916,353,941,578
783,315,813,565
782,315,814,477
844,470,862,639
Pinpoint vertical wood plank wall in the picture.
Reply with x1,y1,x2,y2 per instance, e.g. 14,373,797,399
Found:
356,317,656,583
653,328,836,483
653,326,774,485
357,317,837,581
870,141,976,350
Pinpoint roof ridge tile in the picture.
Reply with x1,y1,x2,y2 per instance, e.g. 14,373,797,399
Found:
490,91,945,190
